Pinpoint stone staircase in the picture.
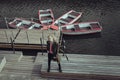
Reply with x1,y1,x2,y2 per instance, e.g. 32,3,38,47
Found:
0,51,47,80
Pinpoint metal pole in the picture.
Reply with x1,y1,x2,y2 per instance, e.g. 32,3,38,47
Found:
26,31,29,44
42,31,44,44
4,30,9,43
40,38,43,55
12,29,21,43
11,30,14,40
31,17,33,22
10,37,15,54
4,17,9,29
10,29,21,54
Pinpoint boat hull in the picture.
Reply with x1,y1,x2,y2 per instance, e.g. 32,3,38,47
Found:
61,21,102,35
62,30,102,35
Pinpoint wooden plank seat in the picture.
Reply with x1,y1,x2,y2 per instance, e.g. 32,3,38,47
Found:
62,27,66,30
12,20,22,25
66,16,74,23
41,16,53,21
65,17,73,22
41,22,53,25
41,19,53,24
40,14,51,17
60,18,70,23
69,11,80,17
40,11,50,14
74,25,80,31
90,23,101,30
62,27,72,32
59,22,66,26
68,12,80,18
21,24,31,28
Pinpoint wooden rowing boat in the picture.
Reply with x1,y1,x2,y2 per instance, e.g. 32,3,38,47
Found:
54,10,82,26
61,21,102,35
38,9,54,26
9,18,42,29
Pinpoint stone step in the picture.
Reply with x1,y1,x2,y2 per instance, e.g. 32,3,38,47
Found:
0,74,31,80
2,67,41,77
0,56,6,72
34,52,46,64
0,74,50,80
0,51,23,62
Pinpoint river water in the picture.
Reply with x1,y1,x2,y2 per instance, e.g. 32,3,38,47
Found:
0,0,120,56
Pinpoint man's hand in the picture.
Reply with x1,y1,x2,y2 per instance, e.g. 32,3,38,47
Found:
53,57,57,59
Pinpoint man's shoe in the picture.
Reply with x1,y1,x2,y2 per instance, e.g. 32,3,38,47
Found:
59,69,62,72
47,69,50,72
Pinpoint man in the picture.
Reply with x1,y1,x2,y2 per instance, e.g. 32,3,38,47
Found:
47,35,62,72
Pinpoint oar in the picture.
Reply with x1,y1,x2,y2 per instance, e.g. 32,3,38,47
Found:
12,29,21,43
11,29,21,54
40,38,44,55
58,20,69,61
58,32,69,61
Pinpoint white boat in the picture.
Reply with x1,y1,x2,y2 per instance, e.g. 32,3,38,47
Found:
54,10,82,26
38,9,54,26
8,18,42,29
61,21,102,35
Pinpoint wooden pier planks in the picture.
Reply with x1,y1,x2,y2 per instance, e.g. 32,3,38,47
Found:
0,29,60,50
0,30,8,43
0,52,120,79
40,54,120,79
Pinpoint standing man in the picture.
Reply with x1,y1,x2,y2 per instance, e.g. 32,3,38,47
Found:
47,35,62,72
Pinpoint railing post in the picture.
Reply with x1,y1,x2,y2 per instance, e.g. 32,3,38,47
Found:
4,17,9,29
31,17,33,22
26,31,29,44
10,37,15,54
4,30,9,43
42,30,44,44
40,38,43,55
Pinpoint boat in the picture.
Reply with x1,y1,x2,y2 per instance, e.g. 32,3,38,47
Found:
54,10,82,27
38,9,54,26
8,18,42,29
61,21,102,35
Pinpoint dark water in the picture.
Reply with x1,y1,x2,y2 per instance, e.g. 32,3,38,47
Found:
0,0,120,56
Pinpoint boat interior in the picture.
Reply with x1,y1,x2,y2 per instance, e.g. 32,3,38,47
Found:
10,19,42,29
39,9,53,25
62,22,101,31
55,10,81,26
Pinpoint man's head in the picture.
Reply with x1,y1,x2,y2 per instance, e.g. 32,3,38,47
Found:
48,35,53,42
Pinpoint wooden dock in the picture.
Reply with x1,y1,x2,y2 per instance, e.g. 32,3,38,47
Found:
40,53,120,80
0,29,60,50
0,51,120,80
